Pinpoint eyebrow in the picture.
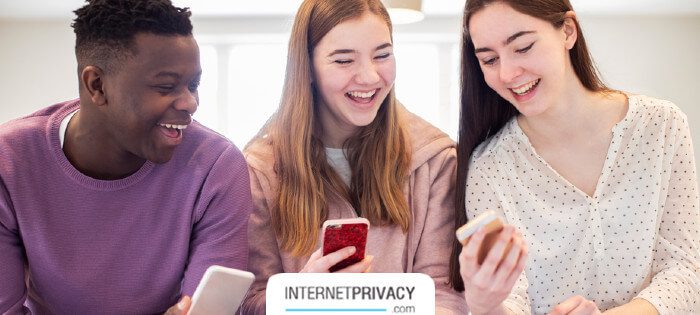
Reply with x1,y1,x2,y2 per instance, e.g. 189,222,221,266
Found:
327,43,393,57
474,31,535,53
155,72,181,80
153,71,202,85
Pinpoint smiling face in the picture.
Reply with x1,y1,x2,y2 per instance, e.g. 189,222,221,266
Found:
101,33,201,164
312,12,396,147
469,2,576,117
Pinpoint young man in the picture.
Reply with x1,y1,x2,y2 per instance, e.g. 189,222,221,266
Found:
0,0,252,313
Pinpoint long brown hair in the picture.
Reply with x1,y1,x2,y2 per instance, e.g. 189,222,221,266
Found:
450,0,610,291
247,0,411,256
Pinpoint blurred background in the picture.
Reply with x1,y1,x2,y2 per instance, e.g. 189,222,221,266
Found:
1,0,699,170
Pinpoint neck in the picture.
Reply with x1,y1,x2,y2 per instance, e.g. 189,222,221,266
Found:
519,88,589,137
63,109,145,180
317,104,357,149
517,78,625,144
518,90,628,143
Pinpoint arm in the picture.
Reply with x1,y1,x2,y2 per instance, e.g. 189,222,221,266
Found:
633,112,700,314
465,164,531,315
181,145,253,296
603,298,657,315
411,148,468,314
0,179,30,314
548,296,654,315
238,166,284,315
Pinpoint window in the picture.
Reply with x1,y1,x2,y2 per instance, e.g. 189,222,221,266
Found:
195,33,460,147
226,44,287,147
394,43,440,128
193,45,218,131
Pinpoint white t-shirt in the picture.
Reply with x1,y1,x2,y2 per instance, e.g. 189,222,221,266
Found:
325,147,351,187
59,109,78,148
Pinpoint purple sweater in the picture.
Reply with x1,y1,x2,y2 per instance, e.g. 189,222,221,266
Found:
0,100,252,314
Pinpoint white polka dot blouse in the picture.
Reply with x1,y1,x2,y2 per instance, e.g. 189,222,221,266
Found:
465,94,700,314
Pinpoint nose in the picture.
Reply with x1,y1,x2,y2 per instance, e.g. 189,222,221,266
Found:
355,61,381,85
499,58,523,84
174,90,198,115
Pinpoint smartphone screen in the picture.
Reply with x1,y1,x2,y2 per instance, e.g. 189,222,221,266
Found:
322,218,369,272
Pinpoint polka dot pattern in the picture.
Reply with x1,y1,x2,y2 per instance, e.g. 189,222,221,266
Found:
465,95,700,314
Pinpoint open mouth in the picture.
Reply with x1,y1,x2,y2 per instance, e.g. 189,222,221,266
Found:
510,79,540,96
157,123,187,138
345,89,378,104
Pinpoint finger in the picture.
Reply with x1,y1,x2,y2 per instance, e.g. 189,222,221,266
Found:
478,225,515,276
363,255,374,273
308,247,323,261
459,228,487,277
180,296,191,314
300,248,325,273
568,299,598,315
502,244,528,289
550,296,585,315
493,236,523,285
338,255,374,273
164,295,190,315
313,246,356,272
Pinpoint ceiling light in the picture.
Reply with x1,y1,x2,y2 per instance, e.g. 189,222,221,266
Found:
382,0,425,24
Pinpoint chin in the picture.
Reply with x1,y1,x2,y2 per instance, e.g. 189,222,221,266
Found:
351,111,380,127
349,118,376,129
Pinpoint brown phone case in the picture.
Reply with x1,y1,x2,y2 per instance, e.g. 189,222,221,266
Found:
456,210,506,264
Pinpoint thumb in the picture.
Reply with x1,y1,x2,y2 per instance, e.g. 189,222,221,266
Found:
179,295,191,310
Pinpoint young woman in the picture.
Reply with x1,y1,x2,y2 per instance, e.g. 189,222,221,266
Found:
239,0,467,313
452,0,700,314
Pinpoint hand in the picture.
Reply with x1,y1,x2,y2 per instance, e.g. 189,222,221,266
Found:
548,295,602,315
163,296,190,315
300,246,373,273
459,225,528,315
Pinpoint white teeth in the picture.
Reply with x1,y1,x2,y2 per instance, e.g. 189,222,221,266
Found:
511,79,539,95
159,123,188,130
347,90,376,98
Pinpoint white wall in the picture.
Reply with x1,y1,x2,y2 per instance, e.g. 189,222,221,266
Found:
1,15,699,170
582,15,700,127
0,19,78,119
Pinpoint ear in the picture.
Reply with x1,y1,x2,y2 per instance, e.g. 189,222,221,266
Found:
80,66,107,106
562,11,578,50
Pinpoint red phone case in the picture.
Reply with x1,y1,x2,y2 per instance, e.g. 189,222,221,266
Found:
322,221,368,272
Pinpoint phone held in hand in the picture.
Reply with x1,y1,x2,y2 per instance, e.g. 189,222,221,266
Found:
456,210,505,264
188,265,255,315
322,218,370,272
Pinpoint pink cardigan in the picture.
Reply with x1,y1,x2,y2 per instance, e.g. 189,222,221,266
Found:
240,106,468,314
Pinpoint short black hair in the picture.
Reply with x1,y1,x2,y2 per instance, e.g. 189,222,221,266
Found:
72,0,193,72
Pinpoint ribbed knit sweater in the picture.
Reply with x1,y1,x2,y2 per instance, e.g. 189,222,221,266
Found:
0,100,252,314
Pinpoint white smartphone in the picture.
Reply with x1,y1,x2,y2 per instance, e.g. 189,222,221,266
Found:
188,265,255,315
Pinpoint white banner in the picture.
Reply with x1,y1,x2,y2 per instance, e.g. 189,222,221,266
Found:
266,273,436,315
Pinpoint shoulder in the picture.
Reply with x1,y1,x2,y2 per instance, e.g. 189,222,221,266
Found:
0,100,74,141
242,136,275,175
628,94,687,124
177,120,246,170
0,100,78,162
470,117,520,169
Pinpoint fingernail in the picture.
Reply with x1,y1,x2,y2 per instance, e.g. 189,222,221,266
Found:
348,246,356,254
177,297,187,310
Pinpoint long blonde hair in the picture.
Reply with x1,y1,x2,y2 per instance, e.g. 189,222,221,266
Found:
247,0,411,256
